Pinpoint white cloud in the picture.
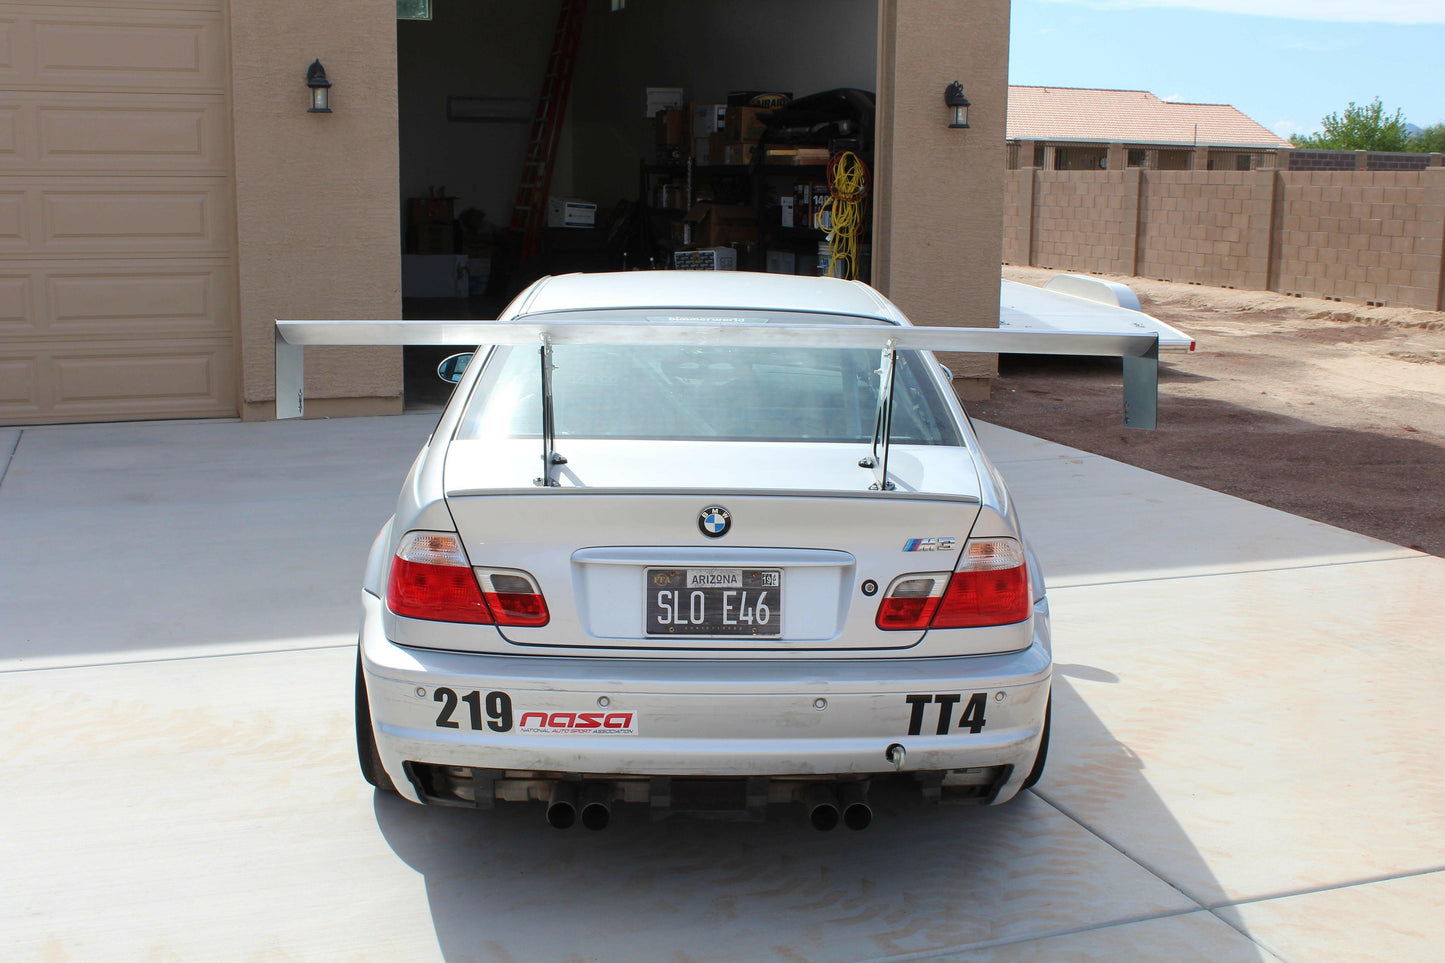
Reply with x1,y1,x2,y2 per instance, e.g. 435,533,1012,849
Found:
1046,0,1445,23
1272,120,1301,138
1161,92,1186,102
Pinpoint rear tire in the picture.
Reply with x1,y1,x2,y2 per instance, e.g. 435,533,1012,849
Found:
1020,692,1050,791
356,650,396,793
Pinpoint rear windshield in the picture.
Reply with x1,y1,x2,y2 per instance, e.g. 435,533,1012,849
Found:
454,328,962,446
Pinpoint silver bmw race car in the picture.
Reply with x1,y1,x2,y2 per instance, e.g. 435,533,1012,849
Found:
276,271,1158,830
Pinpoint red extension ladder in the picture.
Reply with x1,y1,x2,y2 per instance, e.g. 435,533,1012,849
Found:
509,0,589,264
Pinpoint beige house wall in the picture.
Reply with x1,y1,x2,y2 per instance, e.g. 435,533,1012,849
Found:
1003,169,1445,311
873,0,1009,400
228,0,403,420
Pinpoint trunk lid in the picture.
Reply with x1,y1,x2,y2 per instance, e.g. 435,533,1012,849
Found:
443,439,982,651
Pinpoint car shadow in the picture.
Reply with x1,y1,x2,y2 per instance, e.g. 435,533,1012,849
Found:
370,672,1266,961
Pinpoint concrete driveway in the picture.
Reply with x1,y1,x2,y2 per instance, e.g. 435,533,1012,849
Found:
0,415,1440,961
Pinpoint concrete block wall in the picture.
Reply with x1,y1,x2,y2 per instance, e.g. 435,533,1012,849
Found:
1027,170,1139,275
1138,171,1272,291
1273,172,1445,307
1001,168,1445,310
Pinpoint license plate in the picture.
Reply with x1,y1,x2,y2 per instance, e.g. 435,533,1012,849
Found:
645,568,782,636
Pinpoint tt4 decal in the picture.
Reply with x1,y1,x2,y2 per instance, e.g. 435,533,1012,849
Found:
904,692,988,735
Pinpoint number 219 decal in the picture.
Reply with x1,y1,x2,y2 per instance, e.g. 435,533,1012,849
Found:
904,692,988,735
434,688,513,732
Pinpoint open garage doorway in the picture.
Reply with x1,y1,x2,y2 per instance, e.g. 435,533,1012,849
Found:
395,0,879,408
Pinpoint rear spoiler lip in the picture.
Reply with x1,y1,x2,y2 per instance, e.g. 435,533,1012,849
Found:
274,318,1159,429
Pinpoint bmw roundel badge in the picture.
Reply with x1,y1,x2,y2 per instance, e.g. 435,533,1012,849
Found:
698,505,731,538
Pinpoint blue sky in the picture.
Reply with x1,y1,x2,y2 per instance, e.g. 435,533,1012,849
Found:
1010,0,1445,140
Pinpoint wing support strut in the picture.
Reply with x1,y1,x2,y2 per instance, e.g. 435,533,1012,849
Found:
858,339,897,491
535,337,566,487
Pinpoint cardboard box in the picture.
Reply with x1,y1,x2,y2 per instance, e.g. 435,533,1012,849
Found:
725,106,770,142
685,203,757,247
691,103,726,137
654,107,687,148
413,221,454,255
709,135,755,166
408,196,454,227
547,197,596,228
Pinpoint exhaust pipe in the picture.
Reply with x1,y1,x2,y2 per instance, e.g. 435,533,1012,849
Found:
838,783,872,831
546,782,578,829
580,783,613,831
804,784,840,831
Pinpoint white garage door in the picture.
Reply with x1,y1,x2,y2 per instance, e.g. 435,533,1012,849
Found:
0,1,237,425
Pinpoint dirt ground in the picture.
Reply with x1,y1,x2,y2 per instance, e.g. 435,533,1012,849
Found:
967,266,1445,558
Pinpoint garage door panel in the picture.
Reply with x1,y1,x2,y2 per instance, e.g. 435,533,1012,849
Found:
0,358,40,412
49,266,228,338
28,14,225,91
0,95,228,174
0,341,235,422
0,274,31,333
0,106,16,155
0,0,236,425
0,190,23,243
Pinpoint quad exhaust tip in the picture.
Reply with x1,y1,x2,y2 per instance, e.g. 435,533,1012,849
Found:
546,782,578,829
838,783,873,831
580,784,612,831
804,784,841,831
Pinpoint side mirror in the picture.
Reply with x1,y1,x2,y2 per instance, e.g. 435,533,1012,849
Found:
437,352,473,384
938,363,954,383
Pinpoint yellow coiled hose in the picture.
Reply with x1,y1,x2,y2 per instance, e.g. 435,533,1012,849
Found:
821,150,869,280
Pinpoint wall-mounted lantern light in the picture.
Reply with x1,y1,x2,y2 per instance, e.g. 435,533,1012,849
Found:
945,81,970,129
306,60,332,113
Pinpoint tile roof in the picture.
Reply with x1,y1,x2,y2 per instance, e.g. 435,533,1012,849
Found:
1006,86,1291,149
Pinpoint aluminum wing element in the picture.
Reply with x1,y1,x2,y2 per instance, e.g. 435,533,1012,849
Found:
1000,277,1196,353
273,318,1160,428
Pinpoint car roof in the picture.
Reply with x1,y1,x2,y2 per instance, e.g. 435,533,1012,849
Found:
512,271,907,324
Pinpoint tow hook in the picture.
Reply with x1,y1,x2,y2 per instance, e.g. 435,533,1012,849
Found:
886,743,906,771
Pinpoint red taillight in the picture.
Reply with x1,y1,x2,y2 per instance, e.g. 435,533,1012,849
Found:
932,539,1030,628
475,569,550,627
385,532,493,624
875,538,1031,631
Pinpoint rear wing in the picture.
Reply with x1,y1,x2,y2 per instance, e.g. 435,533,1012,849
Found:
275,318,1158,485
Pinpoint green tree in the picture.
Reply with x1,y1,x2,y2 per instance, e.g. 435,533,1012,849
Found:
1409,122,1445,153
1290,97,1409,152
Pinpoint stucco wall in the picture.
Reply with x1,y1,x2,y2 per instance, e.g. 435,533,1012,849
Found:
873,0,1009,399
229,0,403,419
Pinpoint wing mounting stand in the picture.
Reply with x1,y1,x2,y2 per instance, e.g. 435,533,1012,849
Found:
534,337,566,487
858,339,897,491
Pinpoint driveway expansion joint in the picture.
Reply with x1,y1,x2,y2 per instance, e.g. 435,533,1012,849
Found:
0,428,21,491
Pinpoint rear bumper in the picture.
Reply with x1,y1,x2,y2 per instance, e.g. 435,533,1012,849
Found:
359,591,1051,805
